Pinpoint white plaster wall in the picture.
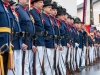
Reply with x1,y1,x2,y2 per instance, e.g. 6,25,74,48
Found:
77,8,83,21
54,0,77,16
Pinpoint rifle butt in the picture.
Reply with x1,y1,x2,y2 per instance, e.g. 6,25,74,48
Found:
22,51,26,75
33,53,36,75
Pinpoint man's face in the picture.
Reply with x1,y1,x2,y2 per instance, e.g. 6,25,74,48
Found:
97,32,99,36
4,0,11,2
81,25,86,30
61,15,65,21
57,14,64,21
94,30,97,33
34,1,44,10
99,32,100,36
74,23,78,28
20,0,29,6
67,18,71,23
70,19,74,24
44,6,52,14
24,0,29,6
64,14,68,20
98,32,100,36
77,23,81,29
51,9,57,17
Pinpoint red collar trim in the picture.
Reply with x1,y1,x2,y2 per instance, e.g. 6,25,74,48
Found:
24,7,28,11
56,19,61,23
56,19,60,28
4,2,10,7
33,7,41,13
51,15,55,18
15,12,19,16
44,13,49,17
11,8,14,12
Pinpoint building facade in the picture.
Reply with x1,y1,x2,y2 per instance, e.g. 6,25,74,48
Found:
77,0,100,30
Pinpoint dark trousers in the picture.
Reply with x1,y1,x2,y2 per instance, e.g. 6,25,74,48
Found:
2,52,8,75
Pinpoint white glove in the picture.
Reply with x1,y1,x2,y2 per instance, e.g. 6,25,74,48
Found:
75,43,79,47
93,39,95,42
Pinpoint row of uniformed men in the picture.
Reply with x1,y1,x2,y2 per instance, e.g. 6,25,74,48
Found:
0,0,100,75
93,30,100,63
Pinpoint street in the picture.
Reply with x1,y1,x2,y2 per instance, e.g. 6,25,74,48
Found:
76,61,100,75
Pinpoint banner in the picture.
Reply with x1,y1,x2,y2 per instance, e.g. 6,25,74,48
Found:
85,24,91,33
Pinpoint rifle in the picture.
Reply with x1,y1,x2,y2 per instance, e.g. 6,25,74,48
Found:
57,47,62,75
96,46,99,62
54,50,57,75
22,22,28,75
57,36,67,75
33,35,45,75
85,32,89,67
81,33,84,66
75,46,80,72
93,45,96,63
69,38,75,74
69,46,74,74
65,38,73,75
56,38,62,75
96,40,100,62
33,49,36,75
53,23,58,75
65,47,71,75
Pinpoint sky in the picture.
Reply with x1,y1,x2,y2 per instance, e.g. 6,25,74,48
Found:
77,0,83,5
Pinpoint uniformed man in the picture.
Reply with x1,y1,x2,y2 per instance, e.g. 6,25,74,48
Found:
7,0,23,75
66,14,75,73
73,19,80,71
56,6,68,75
69,16,76,73
75,18,83,72
94,29,97,62
94,30,100,63
65,15,73,70
63,9,74,74
0,0,11,74
30,0,45,75
88,33,94,66
50,2,62,75
62,8,70,64
62,7,75,74
80,24,87,68
15,0,36,75
71,17,80,72
42,1,55,75
98,31,100,59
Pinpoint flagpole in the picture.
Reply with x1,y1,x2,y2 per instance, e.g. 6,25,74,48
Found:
90,0,94,25
82,0,86,24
